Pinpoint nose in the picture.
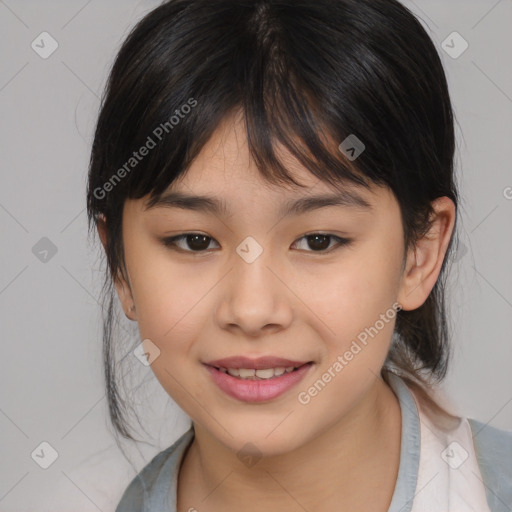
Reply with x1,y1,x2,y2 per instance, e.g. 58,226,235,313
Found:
214,243,294,337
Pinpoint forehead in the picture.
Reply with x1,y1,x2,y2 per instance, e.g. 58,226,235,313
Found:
144,111,382,212
135,105,402,225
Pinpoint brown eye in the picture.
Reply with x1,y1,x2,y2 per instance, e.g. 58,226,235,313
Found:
161,233,218,252
292,233,352,253
306,234,330,251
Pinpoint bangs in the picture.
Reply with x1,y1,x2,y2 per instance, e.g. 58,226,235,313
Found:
141,90,374,210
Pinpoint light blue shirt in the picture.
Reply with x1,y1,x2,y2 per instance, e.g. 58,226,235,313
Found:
115,373,512,511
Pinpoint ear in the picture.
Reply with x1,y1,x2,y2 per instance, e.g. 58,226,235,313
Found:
96,214,137,321
397,197,456,311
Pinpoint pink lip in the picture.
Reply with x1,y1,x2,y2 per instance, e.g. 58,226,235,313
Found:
203,362,314,402
205,355,310,370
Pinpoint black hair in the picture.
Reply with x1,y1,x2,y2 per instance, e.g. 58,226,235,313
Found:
86,0,461,443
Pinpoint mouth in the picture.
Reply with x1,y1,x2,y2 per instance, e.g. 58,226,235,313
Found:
206,362,312,381
203,361,314,402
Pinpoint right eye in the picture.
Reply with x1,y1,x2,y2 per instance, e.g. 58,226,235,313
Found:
160,233,220,253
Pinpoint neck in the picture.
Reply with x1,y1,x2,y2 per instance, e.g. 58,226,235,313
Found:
178,376,402,512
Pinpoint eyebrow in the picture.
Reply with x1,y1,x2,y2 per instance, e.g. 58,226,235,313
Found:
144,189,373,216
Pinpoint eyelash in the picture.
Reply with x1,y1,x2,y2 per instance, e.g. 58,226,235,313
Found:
160,233,352,254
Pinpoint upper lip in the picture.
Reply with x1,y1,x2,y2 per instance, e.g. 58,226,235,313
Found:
204,356,312,370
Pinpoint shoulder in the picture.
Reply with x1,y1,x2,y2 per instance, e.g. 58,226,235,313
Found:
114,448,171,511
468,418,512,512
115,427,195,512
396,374,512,511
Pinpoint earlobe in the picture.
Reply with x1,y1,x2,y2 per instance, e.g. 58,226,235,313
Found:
397,197,456,311
397,247,424,311
114,276,137,321
97,214,137,321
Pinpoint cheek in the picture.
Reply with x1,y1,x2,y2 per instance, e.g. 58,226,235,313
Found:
128,255,210,405
123,242,201,345
312,255,398,321
307,244,401,358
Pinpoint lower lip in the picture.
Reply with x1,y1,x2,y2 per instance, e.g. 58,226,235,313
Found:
204,363,313,403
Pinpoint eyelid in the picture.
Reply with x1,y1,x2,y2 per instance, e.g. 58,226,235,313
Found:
161,233,220,252
291,233,351,252
160,232,353,254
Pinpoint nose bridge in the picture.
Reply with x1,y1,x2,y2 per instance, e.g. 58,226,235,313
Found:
232,233,277,304
216,234,292,335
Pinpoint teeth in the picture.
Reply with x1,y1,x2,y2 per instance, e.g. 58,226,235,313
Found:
221,366,299,380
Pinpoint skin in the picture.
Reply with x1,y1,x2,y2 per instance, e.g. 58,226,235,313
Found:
97,111,456,511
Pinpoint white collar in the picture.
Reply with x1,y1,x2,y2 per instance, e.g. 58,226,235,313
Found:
386,373,490,512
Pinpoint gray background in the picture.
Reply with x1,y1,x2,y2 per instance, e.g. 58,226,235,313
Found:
1,0,511,510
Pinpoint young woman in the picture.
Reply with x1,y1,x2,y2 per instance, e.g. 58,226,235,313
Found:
86,0,512,510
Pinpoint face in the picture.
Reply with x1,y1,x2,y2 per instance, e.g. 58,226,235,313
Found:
112,112,412,457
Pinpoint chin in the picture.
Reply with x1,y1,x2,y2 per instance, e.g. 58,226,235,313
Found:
218,423,306,459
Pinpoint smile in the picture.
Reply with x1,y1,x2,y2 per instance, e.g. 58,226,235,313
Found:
216,366,299,380
204,362,314,402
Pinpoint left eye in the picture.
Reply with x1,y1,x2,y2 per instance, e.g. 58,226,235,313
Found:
160,233,352,253
292,233,351,252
